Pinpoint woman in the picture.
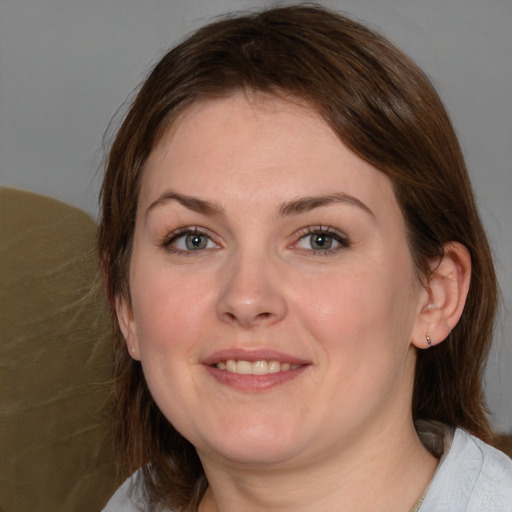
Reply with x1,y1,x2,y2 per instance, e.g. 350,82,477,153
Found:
99,5,512,511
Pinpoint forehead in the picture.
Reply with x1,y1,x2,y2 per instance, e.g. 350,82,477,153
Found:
139,92,398,221
149,92,333,170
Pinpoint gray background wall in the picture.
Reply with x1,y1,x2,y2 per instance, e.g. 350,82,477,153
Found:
1,0,510,431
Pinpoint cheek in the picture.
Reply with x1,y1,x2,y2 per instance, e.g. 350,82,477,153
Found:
130,265,214,357
128,268,214,424
295,258,418,355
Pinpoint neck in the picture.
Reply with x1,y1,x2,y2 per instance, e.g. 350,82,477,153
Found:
198,419,438,512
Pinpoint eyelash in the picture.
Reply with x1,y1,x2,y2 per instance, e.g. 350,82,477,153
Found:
160,227,218,256
160,225,350,256
292,225,350,255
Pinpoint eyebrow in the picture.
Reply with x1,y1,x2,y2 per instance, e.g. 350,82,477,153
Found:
145,190,374,220
145,191,224,219
278,193,375,218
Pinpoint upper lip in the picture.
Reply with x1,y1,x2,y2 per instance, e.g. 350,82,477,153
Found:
201,348,310,366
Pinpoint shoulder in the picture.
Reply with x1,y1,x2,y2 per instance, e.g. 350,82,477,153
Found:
101,469,173,512
420,428,512,512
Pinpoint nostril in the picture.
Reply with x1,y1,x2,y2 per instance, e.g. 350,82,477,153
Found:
225,312,237,322
221,310,274,326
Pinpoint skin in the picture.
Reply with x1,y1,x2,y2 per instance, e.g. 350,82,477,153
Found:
118,92,470,511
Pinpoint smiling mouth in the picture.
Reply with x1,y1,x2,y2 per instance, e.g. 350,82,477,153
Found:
214,359,302,375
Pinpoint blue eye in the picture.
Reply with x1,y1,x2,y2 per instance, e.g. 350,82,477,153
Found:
183,233,209,250
295,228,348,253
309,232,334,250
165,229,217,252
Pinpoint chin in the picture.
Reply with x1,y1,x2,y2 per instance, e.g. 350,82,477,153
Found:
194,421,308,467
205,441,301,467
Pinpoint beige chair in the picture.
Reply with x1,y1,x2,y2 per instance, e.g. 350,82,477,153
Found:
0,186,118,511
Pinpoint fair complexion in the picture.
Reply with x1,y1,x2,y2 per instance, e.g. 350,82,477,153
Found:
117,93,470,512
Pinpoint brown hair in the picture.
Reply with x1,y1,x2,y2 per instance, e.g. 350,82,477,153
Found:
98,5,497,510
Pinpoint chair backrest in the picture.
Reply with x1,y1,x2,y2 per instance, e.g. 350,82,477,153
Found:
0,186,117,511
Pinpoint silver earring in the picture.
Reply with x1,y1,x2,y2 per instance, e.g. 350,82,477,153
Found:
426,333,433,347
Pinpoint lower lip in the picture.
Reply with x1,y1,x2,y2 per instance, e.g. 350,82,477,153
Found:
203,364,309,391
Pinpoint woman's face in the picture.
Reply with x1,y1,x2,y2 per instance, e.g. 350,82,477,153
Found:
119,93,428,469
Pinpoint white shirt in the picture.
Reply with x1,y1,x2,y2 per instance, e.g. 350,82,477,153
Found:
103,428,512,511
419,428,512,511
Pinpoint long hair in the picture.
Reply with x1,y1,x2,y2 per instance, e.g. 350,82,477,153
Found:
98,5,497,510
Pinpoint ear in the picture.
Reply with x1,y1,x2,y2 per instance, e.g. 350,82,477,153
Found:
412,242,471,349
115,297,141,360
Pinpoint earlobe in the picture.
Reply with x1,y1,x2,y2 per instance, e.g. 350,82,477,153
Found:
412,242,471,349
115,297,141,360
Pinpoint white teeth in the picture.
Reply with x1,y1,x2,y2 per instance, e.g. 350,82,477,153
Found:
236,360,252,375
252,360,268,375
216,359,300,375
226,360,237,373
268,360,280,373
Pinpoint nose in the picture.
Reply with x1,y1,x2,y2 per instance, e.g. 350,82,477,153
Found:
215,251,288,328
